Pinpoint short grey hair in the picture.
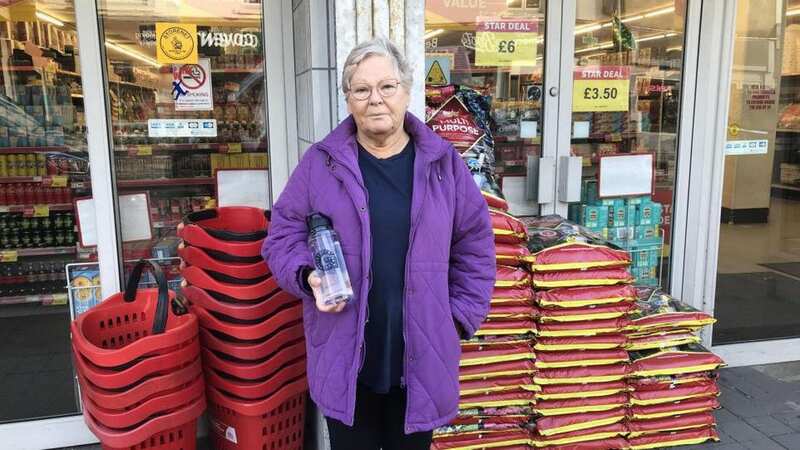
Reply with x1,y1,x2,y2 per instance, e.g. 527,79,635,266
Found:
341,37,413,95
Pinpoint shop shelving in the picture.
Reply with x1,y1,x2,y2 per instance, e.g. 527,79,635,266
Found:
117,177,216,188
0,146,75,154
0,203,74,213
113,142,263,153
0,292,68,306
0,176,71,184
2,246,78,257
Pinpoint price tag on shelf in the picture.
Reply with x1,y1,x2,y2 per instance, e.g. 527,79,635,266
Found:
33,205,50,217
0,250,18,262
137,145,153,156
572,66,630,112
475,18,538,67
49,293,68,306
226,143,242,153
49,175,68,188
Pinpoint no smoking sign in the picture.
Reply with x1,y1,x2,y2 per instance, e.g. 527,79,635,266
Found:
173,58,213,111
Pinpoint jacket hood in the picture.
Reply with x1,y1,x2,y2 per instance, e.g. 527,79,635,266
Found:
319,112,450,163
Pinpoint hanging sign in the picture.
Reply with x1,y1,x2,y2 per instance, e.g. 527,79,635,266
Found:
475,17,538,66
173,58,214,111
425,53,453,85
572,66,631,112
156,23,198,64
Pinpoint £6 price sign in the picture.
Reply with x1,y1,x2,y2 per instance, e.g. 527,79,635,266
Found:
572,66,631,112
475,18,538,67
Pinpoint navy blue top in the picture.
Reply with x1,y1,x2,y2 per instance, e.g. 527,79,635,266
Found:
356,139,415,393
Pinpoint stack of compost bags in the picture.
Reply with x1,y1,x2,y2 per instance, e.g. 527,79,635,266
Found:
432,192,537,450
527,215,634,449
625,289,724,449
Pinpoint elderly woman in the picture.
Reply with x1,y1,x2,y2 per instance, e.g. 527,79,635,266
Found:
262,37,495,449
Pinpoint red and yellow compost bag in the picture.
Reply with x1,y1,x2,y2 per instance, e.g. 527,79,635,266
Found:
536,381,630,401
629,380,719,405
492,286,535,306
477,319,537,336
460,359,536,381
629,397,721,420
459,389,537,409
628,372,717,391
629,288,716,332
496,243,532,267
529,423,626,447
461,335,532,352
488,305,538,322
460,344,535,367
627,427,719,449
538,303,637,323
529,242,630,272
483,190,509,212
536,285,637,309
533,267,634,289
535,349,629,369
496,266,531,288
535,393,629,416
491,210,528,244
625,331,701,351
534,335,627,351
537,437,631,450
626,412,716,437
537,317,630,337
534,364,629,385
629,344,725,377
535,407,627,436
460,376,537,397
431,430,531,450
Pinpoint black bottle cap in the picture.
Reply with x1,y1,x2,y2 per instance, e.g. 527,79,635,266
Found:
307,213,332,233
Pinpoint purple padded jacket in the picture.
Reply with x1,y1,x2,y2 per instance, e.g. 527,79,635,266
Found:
262,112,495,433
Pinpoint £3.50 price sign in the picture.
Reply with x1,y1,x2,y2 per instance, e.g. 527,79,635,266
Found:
475,18,538,67
572,65,631,112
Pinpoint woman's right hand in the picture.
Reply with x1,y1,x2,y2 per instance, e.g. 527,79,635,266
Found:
308,270,347,313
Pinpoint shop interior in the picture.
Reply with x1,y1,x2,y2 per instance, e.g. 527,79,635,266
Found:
713,0,800,345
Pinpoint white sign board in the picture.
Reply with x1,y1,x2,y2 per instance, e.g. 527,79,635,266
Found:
173,58,213,111
725,139,769,155
598,153,654,198
217,170,270,209
148,118,217,138
76,194,153,247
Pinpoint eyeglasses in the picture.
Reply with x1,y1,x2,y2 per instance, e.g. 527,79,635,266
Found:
348,79,401,101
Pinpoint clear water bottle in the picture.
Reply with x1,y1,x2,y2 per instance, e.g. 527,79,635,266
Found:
307,213,353,305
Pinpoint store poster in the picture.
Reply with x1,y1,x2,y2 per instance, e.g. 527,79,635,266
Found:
67,263,101,319
425,0,508,26
425,53,453,85
426,96,485,153
155,22,198,64
572,66,631,112
475,17,538,67
173,58,213,111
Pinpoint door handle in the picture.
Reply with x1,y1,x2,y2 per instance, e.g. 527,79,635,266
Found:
549,87,559,97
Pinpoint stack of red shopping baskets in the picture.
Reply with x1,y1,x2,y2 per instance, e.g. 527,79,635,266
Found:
71,259,205,450
177,206,307,450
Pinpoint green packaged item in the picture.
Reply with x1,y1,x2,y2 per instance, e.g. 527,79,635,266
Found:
581,205,608,229
626,196,651,206
638,202,663,225
609,204,627,227
636,225,660,239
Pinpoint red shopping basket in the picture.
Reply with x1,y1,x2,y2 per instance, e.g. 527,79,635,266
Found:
183,265,279,301
71,259,198,368
205,357,306,400
184,285,298,322
193,302,302,341
201,339,306,381
182,207,269,241
82,374,204,429
178,222,264,259
207,377,307,450
79,357,203,410
199,322,304,361
179,244,269,279
83,395,206,450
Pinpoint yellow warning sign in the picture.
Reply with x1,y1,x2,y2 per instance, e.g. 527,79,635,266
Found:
156,23,198,64
426,60,448,85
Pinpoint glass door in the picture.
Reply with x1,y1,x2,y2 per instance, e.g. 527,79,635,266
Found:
713,0,800,345
560,0,691,289
0,0,100,426
95,0,269,282
424,0,552,217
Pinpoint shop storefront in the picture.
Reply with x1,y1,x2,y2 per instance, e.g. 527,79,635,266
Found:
0,0,796,448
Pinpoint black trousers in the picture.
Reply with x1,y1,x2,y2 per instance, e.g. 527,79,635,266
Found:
325,384,433,450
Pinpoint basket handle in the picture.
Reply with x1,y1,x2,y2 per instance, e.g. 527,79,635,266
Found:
124,259,170,334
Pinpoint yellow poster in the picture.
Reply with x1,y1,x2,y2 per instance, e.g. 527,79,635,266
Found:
475,18,538,67
156,23,198,64
572,66,631,112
